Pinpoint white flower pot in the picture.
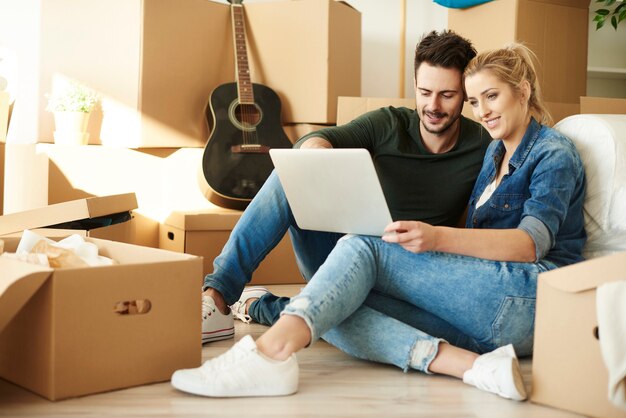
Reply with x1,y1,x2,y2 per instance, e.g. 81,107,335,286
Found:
53,111,91,145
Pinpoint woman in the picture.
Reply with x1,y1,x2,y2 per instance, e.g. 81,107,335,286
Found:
171,44,586,401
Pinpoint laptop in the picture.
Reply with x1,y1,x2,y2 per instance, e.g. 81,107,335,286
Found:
269,148,393,236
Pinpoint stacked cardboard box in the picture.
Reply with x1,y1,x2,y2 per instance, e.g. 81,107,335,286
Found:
38,0,360,148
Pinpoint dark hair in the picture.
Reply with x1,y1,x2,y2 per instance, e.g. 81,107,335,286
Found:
414,30,476,76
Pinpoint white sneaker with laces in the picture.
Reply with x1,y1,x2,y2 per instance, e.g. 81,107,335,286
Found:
230,286,269,324
171,334,299,397
462,344,527,401
201,295,234,344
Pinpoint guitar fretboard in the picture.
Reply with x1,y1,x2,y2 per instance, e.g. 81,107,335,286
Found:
232,5,254,104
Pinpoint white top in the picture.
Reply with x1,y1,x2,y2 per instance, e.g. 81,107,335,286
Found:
476,178,497,209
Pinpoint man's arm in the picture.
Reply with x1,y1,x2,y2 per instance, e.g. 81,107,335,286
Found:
299,136,333,149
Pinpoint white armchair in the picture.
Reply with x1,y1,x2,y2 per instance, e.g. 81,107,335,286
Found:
553,114,626,259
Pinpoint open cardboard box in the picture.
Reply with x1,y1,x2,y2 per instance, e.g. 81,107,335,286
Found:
0,196,203,401
0,193,139,243
531,251,626,418
159,208,304,285
0,236,202,401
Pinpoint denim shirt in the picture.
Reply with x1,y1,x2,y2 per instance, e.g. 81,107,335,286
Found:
465,118,586,268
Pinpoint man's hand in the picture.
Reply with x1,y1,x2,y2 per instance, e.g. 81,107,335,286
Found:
382,221,438,253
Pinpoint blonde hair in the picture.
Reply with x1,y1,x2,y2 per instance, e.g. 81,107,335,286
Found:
464,43,553,126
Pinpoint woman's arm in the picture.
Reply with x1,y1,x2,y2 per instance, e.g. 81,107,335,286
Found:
382,221,536,262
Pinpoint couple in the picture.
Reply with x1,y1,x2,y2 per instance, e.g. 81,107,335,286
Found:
172,30,586,401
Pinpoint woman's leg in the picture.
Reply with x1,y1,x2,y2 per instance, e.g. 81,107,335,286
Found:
174,235,538,398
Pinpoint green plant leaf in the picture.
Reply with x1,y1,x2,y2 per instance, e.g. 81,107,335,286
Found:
595,8,611,16
615,2,626,13
593,14,605,21
605,0,617,6
619,9,626,22
597,19,606,29
611,15,618,29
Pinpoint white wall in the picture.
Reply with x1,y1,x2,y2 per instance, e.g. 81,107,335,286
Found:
587,8,626,99
0,0,41,143
351,0,447,98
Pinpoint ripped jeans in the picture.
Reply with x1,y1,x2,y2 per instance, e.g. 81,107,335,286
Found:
279,234,544,372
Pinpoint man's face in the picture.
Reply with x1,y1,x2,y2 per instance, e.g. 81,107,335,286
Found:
414,62,464,135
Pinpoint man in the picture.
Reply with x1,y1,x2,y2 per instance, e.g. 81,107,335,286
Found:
201,30,491,355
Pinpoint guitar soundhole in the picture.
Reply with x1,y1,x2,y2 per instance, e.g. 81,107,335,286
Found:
229,100,263,132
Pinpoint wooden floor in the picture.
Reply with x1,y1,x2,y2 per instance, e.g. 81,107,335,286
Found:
0,285,585,417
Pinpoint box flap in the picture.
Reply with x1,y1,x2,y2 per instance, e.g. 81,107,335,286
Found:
0,193,138,236
540,251,626,293
0,258,52,334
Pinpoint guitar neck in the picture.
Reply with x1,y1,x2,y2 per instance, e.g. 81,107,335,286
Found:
231,4,254,105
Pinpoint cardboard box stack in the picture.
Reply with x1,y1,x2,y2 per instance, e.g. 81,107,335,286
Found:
6,0,362,286
448,0,590,124
38,0,360,147
0,195,203,400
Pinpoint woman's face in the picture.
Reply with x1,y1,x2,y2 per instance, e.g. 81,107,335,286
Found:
465,69,529,144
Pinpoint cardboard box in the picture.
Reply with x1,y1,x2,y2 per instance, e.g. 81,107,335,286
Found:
0,193,138,244
245,0,361,124
337,97,416,126
546,101,581,125
37,0,360,147
580,96,626,115
0,235,202,400
39,0,233,148
0,142,4,216
159,208,304,285
531,251,626,418
448,0,590,106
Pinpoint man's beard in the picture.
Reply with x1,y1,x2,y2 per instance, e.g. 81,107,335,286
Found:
420,108,461,135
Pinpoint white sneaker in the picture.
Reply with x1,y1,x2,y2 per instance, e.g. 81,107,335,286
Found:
202,295,234,344
230,287,269,324
462,344,527,401
171,335,299,397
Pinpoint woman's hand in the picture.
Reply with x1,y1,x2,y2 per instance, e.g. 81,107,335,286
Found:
381,221,438,253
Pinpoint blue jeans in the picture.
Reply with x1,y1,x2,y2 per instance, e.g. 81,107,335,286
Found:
280,235,543,371
203,171,543,371
203,170,342,305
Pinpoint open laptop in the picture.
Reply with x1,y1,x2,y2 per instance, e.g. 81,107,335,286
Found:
269,148,393,236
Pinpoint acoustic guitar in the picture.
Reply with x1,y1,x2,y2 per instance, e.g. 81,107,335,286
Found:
202,0,292,210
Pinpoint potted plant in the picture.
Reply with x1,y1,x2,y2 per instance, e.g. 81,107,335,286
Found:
46,81,99,145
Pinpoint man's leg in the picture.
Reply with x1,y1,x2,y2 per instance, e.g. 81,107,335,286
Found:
203,170,341,317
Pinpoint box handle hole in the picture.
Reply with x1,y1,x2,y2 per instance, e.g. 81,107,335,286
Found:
168,231,175,240
593,326,599,340
114,299,152,315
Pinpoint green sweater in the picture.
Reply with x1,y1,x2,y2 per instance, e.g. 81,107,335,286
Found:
296,106,491,226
